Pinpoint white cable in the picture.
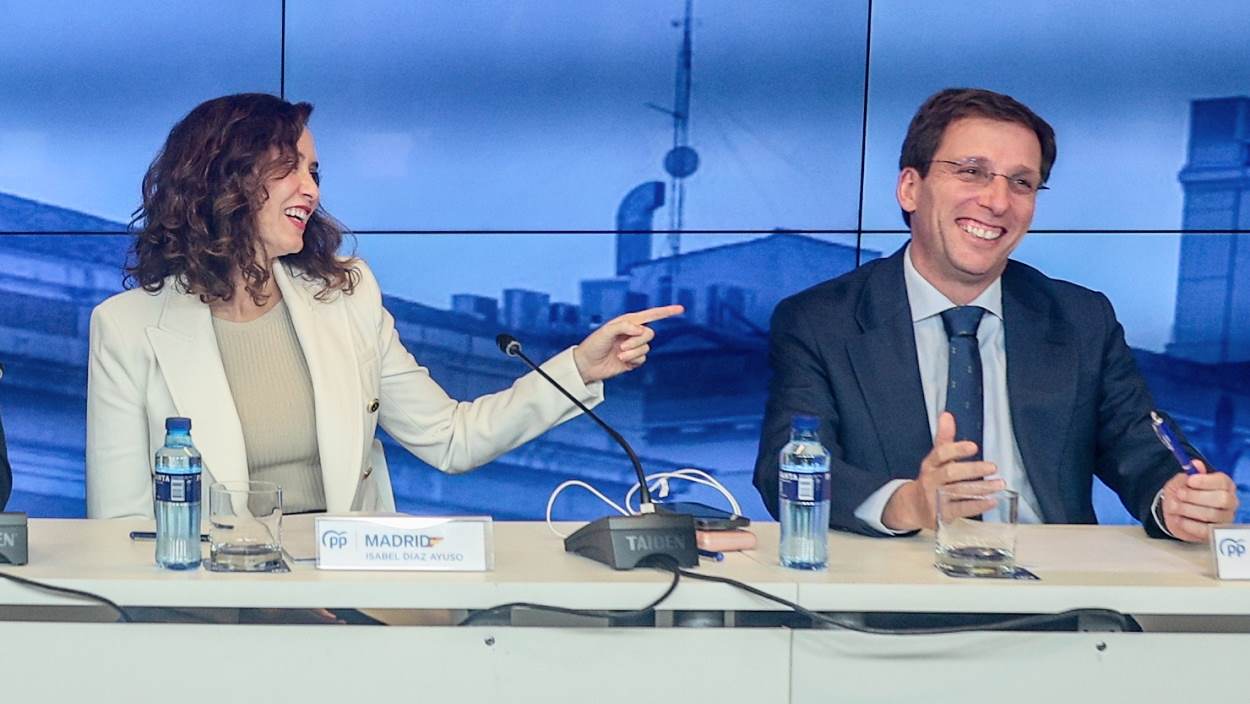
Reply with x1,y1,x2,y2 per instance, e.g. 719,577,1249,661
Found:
545,468,744,538
624,468,742,516
544,480,629,538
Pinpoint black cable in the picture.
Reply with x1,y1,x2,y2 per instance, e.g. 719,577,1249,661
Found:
0,571,131,623
459,559,682,626
460,555,1127,634
658,563,1129,635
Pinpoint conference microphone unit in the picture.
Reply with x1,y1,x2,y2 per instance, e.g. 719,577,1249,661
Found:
0,513,28,565
496,334,696,570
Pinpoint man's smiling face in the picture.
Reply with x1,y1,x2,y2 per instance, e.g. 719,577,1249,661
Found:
897,116,1043,301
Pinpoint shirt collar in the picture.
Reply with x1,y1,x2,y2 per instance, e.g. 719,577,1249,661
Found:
903,243,1003,323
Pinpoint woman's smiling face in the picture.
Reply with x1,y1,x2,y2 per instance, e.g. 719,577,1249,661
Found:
255,127,320,260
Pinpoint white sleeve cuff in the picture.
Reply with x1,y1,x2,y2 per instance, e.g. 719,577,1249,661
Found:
542,346,605,406
854,479,912,535
1150,488,1177,538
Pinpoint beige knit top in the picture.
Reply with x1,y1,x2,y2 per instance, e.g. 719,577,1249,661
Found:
212,299,327,514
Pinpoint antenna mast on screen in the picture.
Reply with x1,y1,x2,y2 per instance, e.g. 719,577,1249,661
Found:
666,0,696,248
644,0,700,303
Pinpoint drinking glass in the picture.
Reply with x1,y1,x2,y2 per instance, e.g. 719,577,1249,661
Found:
207,480,284,572
935,487,1019,577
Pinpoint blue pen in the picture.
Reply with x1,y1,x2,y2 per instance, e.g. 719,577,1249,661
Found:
697,549,724,562
1150,411,1198,475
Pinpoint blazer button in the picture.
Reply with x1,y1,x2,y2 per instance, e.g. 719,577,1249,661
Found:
368,398,380,413
362,466,374,479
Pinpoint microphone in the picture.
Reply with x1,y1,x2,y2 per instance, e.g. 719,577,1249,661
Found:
497,334,658,509
498,335,521,358
495,333,696,570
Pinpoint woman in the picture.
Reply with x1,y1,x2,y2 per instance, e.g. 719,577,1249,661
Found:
86,93,679,519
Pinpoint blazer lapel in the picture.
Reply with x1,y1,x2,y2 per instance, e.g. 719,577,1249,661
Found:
1002,263,1078,522
274,264,364,512
845,250,934,477
145,288,249,488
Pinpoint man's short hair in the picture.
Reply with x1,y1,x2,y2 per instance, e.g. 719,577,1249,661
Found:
898,88,1057,226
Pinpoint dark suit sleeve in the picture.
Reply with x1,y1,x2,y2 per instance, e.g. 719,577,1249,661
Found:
752,297,916,537
1088,293,1181,539
0,404,11,511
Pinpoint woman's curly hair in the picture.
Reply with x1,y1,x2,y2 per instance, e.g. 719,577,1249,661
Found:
126,93,357,304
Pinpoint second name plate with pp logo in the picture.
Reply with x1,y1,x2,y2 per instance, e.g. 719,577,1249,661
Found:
315,515,494,571
1211,525,1250,580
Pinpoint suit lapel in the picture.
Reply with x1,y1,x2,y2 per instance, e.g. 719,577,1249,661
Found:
1002,263,1078,522
274,264,364,512
146,288,248,488
845,250,934,477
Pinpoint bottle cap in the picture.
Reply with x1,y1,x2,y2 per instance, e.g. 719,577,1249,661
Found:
165,417,192,432
791,414,819,432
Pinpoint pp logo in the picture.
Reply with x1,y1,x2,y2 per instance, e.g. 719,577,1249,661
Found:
322,530,350,550
1218,538,1247,558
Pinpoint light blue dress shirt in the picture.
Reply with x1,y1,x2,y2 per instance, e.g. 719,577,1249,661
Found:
853,245,1044,532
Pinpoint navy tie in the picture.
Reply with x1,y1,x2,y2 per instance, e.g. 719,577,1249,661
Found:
941,306,986,461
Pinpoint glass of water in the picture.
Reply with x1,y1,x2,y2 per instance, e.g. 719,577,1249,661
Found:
935,487,1019,577
207,481,284,572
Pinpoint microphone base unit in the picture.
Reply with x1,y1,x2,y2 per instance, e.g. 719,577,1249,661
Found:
0,512,28,565
564,513,698,570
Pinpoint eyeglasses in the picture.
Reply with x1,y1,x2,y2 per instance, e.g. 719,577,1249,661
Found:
928,159,1048,196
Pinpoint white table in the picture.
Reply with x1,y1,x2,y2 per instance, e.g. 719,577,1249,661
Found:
1,520,1246,703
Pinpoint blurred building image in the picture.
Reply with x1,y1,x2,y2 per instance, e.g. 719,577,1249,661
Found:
0,95,1248,522
1168,96,1250,515
0,194,128,516
0,191,870,519
1172,97,1250,365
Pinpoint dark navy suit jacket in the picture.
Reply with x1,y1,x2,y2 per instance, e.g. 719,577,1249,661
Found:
0,401,10,511
753,247,1177,538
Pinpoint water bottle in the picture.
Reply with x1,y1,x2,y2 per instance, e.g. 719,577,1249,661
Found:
778,414,831,570
154,416,202,569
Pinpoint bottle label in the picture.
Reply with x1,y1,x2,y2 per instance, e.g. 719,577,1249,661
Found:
155,473,201,504
779,470,830,505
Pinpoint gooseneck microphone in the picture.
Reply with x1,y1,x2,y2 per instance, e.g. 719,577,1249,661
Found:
495,334,656,509
496,333,696,569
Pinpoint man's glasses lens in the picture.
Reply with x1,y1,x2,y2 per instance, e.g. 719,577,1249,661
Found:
933,160,1046,195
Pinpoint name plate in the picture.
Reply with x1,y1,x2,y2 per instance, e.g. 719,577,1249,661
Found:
1211,526,1250,580
315,515,494,571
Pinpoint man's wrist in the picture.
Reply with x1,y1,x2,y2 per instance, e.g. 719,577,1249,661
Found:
854,479,913,535
1151,488,1178,539
882,480,920,532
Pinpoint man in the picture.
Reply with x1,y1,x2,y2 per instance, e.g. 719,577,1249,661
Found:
753,88,1237,540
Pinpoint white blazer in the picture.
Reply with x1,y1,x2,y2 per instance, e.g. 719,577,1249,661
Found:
86,259,603,519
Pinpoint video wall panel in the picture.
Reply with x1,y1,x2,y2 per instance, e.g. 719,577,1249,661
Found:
0,1,281,228
861,0,1250,232
284,0,866,235
0,1,1246,524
